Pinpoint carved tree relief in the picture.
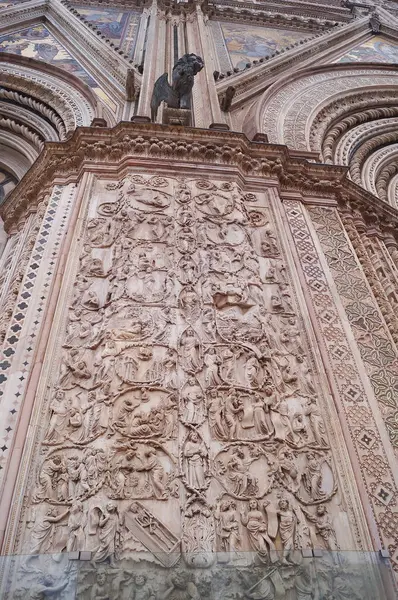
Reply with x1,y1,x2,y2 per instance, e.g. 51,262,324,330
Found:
19,174,352,580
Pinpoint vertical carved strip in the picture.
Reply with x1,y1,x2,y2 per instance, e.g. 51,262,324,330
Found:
341,208,398,344
0,185,75,493
309,205,398,455
285,199,398,573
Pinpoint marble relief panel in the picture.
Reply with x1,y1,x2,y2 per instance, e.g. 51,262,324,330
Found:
12,174,370,594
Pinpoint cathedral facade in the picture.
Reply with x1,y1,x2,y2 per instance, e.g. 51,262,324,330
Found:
0,0,398,597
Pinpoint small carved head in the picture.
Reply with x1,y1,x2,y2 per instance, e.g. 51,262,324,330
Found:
106,502,117,513
135,574,147,587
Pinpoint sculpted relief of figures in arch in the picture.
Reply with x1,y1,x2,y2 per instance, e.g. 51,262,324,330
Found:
14,173,358,597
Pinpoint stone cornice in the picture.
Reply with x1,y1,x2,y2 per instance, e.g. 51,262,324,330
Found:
0,0,46,35
206,0,352,22
2,122,398,241
206,4,338,32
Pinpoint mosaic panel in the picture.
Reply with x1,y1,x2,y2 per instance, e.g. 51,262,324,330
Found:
73,5,141,57
336,36,398,64
0,24,113,109
209,21,307,71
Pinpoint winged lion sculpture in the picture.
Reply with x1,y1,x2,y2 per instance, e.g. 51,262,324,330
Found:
151,53,204,122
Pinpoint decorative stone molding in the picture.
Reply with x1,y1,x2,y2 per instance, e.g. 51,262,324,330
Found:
259,64,398,149
0,56,97,130
3,122,398,232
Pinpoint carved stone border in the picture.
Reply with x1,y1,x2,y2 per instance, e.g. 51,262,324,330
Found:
284,198,398,572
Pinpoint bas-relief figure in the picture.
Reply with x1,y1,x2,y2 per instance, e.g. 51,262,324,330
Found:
16,174,357,599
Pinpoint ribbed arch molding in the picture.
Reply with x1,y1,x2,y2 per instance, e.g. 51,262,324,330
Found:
0,57,97,200
256,64,398,206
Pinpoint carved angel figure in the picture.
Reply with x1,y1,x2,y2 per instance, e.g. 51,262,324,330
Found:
151,54,204,121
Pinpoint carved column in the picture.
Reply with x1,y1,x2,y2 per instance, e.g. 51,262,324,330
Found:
382,226,398,271
137,0,166,118
184,4,223,127
340,205,398,345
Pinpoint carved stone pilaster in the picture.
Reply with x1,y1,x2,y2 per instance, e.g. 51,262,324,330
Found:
341,207,398,345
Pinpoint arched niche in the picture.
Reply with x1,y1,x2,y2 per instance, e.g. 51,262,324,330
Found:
248,63,398,206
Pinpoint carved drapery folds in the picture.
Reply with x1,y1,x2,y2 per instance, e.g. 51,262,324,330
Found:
14,172,357,581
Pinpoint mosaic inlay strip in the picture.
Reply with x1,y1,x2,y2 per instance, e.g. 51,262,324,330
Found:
0,185,75,491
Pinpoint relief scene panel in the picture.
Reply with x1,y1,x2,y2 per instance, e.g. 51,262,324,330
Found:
10,173,373,599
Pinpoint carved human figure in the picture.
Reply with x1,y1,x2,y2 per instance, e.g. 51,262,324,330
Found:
183,431,207,489
240,499,276,562
266,497,299,564
67,500,86,552
221,346,237,382
180,286,200,320
224,390,244,439
90,572,109,600
30,507,69,554
215,499,241,553
27,575,69,600
252,394,271,436
225,447,258,496
114,396,138,431
35,456,64,501
84,448,103,488
268,388,293,441
131,574,156,600
303,397,328,447
153,307,174,343
303,505,338,551
59,349,91,389
296,355,316,396
204,347,222,387
178,227,196,253
260,227,279,257
161,348,178,389
136,446,168,499
180,328,202,372
91,502,120,566
182,377,204,425
44,390,71,443
207,391,227,439
158,571,201,600
277,447,299,490
302,453,325,501
245,356,261,388
67,455,90,499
